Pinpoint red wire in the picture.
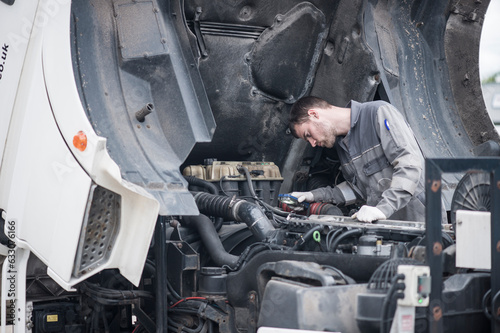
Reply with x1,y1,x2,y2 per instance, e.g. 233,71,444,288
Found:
131,325,140,333
169,297,207,309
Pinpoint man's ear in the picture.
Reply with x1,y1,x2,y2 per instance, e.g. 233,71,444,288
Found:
307,109,319,119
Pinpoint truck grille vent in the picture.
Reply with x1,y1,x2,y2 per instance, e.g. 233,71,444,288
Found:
74,185,121,278
187,21,266,39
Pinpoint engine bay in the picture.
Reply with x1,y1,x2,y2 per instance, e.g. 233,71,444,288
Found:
1,0,498,332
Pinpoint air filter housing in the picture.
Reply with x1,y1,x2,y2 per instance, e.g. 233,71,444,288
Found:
450,172,490,228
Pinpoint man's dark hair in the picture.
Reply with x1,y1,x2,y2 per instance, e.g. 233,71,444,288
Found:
289,96,330,138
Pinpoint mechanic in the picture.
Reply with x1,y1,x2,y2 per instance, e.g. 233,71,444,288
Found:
288,96,430,223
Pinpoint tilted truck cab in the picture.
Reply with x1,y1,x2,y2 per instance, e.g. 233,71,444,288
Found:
0,0,498,332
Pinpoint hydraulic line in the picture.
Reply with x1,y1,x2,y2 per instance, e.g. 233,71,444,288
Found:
326,228,345,252
330,228,363,252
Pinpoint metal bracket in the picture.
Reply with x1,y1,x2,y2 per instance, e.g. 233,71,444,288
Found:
194,7,209,58
425,157,500,333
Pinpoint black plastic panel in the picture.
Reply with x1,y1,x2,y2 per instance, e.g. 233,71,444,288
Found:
249,2,327,102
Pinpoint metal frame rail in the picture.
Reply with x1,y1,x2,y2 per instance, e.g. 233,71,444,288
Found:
425,158,500,333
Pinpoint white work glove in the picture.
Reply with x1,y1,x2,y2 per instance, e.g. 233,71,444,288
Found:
351,205,386,223
290,191,314,203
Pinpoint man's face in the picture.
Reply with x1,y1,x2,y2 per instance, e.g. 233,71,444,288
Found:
293,117,338,148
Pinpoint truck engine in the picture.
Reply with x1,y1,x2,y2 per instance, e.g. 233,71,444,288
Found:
0,0,499,332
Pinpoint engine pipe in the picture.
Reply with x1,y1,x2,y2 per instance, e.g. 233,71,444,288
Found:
184,176,224,230
308,202,343,216
183,214,239,268
184,175,219,195
193,192,275,241
330,228,363,252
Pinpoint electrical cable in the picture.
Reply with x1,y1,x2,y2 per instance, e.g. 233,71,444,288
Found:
145,259,181,302
80,281,153,306
167,281,182,301
334,172,341,186
169,308,200,315
482,289,492,320
379,273,405,333
237,166,258,199
219,176,239,197
81,282,153,300
169,297,208,309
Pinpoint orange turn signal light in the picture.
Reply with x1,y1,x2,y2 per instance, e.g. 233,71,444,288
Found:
73,131,87,152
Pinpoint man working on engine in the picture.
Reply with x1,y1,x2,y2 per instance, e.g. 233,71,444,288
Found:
288,96,427,223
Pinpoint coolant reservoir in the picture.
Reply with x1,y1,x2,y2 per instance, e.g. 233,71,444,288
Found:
183,161,283,205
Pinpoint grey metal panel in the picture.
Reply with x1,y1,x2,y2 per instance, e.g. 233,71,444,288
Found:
71,0,215,215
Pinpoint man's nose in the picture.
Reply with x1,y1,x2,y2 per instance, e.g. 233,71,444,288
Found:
308,138,316,147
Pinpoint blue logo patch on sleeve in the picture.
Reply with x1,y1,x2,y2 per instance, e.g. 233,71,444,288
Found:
384,119,390,131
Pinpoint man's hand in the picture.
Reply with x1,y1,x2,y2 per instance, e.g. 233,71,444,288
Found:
351,206,386,223
290,191,314,203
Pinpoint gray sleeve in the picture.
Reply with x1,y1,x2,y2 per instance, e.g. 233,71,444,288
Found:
310,186,337,202
374,104,424,218
310,181,358,205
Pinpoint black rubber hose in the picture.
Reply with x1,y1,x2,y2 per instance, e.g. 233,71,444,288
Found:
327,228,344,252
213,217,224,231
235,166,284,227
184,176,219,195
330,228,363,252
237,166,258,199
183,215,239,268
231,200,275,240
184,177,224,231
293,225,323,250
194,192,233,220
193,192,275,241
